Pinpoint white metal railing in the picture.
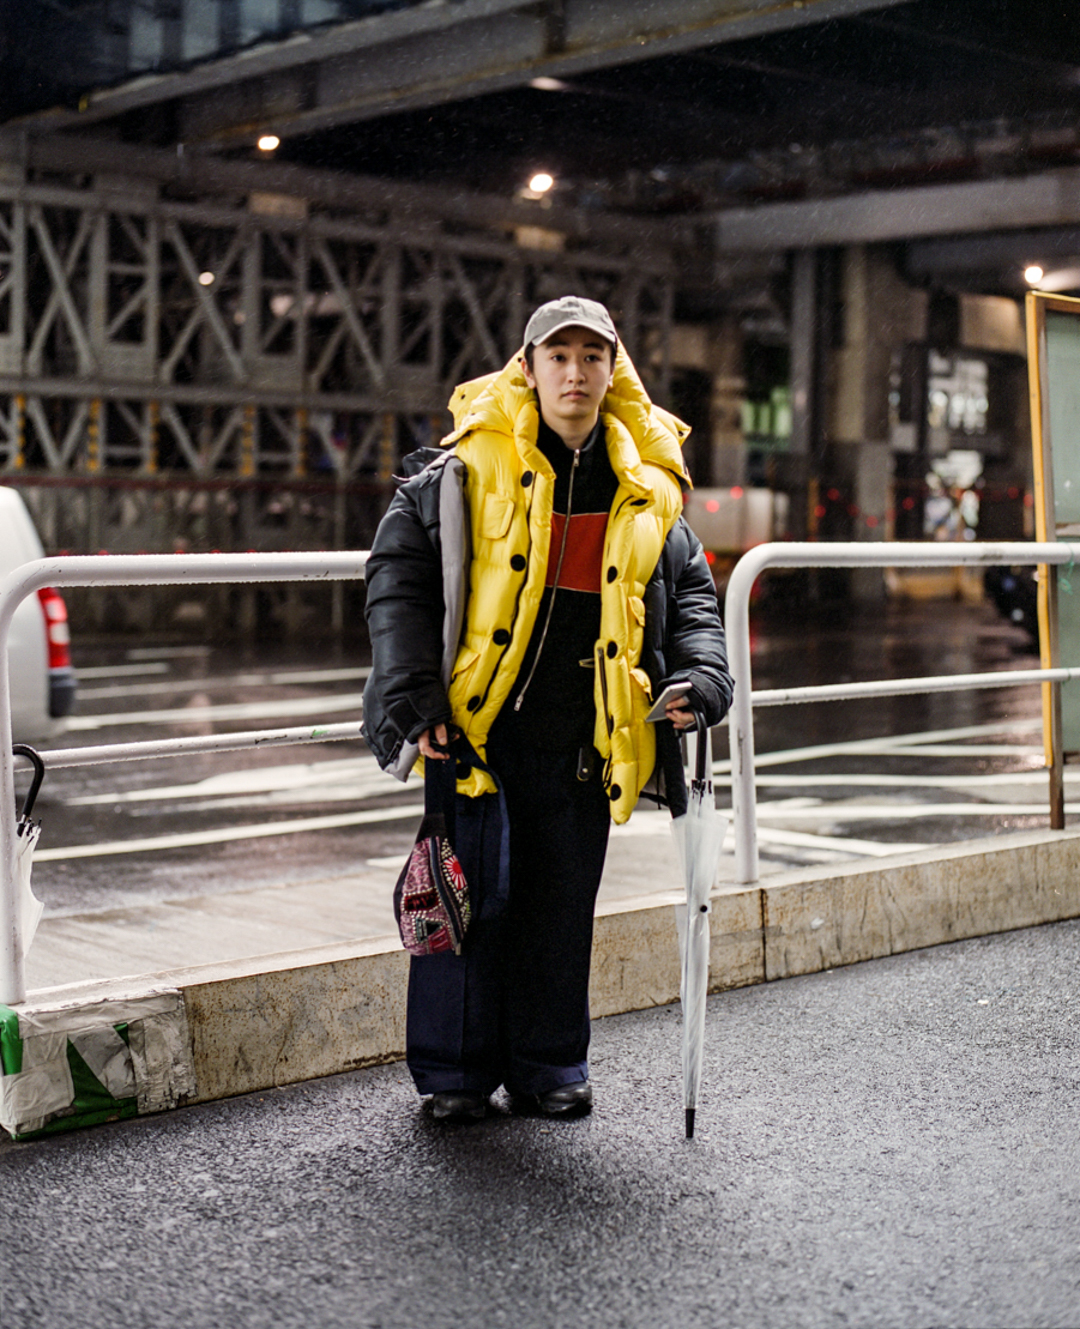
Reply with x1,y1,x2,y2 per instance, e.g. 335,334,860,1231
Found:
3,540,1075,1001
38,721,364,771
725,540,1080,885
0,552,368,1005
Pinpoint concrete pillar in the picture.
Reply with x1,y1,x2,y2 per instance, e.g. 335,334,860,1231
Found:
786,248,817,539
829,245,924,600
789,248,816,462
708,315,746,489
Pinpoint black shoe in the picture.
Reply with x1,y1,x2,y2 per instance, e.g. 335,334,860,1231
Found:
429,1090,488,1122
536,1081,593,1117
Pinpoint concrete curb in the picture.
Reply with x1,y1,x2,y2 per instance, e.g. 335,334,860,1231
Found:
13,827,1080,1119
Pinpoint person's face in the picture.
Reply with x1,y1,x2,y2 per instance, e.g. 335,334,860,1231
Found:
522,326,615,438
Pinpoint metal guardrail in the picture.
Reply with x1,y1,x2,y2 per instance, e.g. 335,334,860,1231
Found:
0,552,368,1005
725,540,1080,885
3,540,1076,1003
38,722,364,771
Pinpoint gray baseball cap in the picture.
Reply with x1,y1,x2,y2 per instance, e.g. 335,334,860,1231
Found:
523,296,618,350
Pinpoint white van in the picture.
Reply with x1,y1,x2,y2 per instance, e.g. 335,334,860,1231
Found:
0,488,75,743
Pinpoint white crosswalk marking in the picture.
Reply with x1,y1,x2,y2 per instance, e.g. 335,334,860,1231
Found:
77,665,371,700
751,771,1056,789
76,662,171,680
712,719,1042,773
67,756,387,805
66,691,367,730
34,803,424,862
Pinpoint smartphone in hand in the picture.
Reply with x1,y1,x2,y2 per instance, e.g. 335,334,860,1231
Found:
645,681,693,723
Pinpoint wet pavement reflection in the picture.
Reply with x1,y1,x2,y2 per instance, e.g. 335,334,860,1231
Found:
16,594,1067,984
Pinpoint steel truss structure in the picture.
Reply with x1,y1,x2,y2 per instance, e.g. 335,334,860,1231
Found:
0,166,674,598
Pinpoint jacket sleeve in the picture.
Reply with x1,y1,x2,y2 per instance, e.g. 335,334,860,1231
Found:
657,517,734,728
362,472,453,769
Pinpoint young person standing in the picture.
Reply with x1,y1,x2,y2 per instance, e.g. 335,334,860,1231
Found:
363,296,733,1121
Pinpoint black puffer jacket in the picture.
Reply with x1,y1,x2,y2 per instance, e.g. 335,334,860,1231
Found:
363,448,733,815
637,517,734,813
363,449,454,774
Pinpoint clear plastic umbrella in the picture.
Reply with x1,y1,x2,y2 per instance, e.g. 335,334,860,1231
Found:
671,715,728,1138
13,745,45,955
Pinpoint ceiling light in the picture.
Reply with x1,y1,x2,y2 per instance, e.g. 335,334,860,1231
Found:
529,172,555,194
530,77,569,92
257,134,281,153
198,271,215,286
1025,264,1045,285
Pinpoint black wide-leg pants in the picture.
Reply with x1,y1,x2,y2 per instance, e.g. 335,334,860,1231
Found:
405,739,611,1097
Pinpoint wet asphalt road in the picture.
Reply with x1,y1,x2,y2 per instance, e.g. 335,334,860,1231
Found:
4,915,1080,1329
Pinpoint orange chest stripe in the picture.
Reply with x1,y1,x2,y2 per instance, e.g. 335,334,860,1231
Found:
544,512,609,593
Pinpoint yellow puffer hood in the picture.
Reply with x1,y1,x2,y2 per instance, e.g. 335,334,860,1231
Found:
444,346,692,487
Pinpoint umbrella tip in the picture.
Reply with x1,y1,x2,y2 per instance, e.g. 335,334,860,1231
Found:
685,1108,695,1139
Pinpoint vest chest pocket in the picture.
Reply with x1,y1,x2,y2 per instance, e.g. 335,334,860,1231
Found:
478,492,514,540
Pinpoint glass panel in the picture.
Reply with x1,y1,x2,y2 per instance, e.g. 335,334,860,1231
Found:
1045,311,1080,529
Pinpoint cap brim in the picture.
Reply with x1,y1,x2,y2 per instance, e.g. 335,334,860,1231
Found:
529,319,617,347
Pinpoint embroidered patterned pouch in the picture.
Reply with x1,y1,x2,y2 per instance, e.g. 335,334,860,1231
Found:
393,737,475,956
393,815,471,956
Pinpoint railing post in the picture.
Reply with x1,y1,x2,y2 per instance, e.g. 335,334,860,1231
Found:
0,619,21,1004
724,546,771,885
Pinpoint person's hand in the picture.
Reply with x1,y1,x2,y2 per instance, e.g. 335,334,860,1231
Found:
664,697,695,730
418,723,451,759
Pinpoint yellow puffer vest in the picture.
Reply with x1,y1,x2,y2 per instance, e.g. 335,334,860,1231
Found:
439,347,689,824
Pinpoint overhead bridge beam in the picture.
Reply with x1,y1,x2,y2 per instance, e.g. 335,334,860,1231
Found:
716,165,1080,250
17,0,906,148
0,132,680,257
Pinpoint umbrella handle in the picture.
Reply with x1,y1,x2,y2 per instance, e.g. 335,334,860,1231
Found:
12,744,44,821
693,711,708,785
